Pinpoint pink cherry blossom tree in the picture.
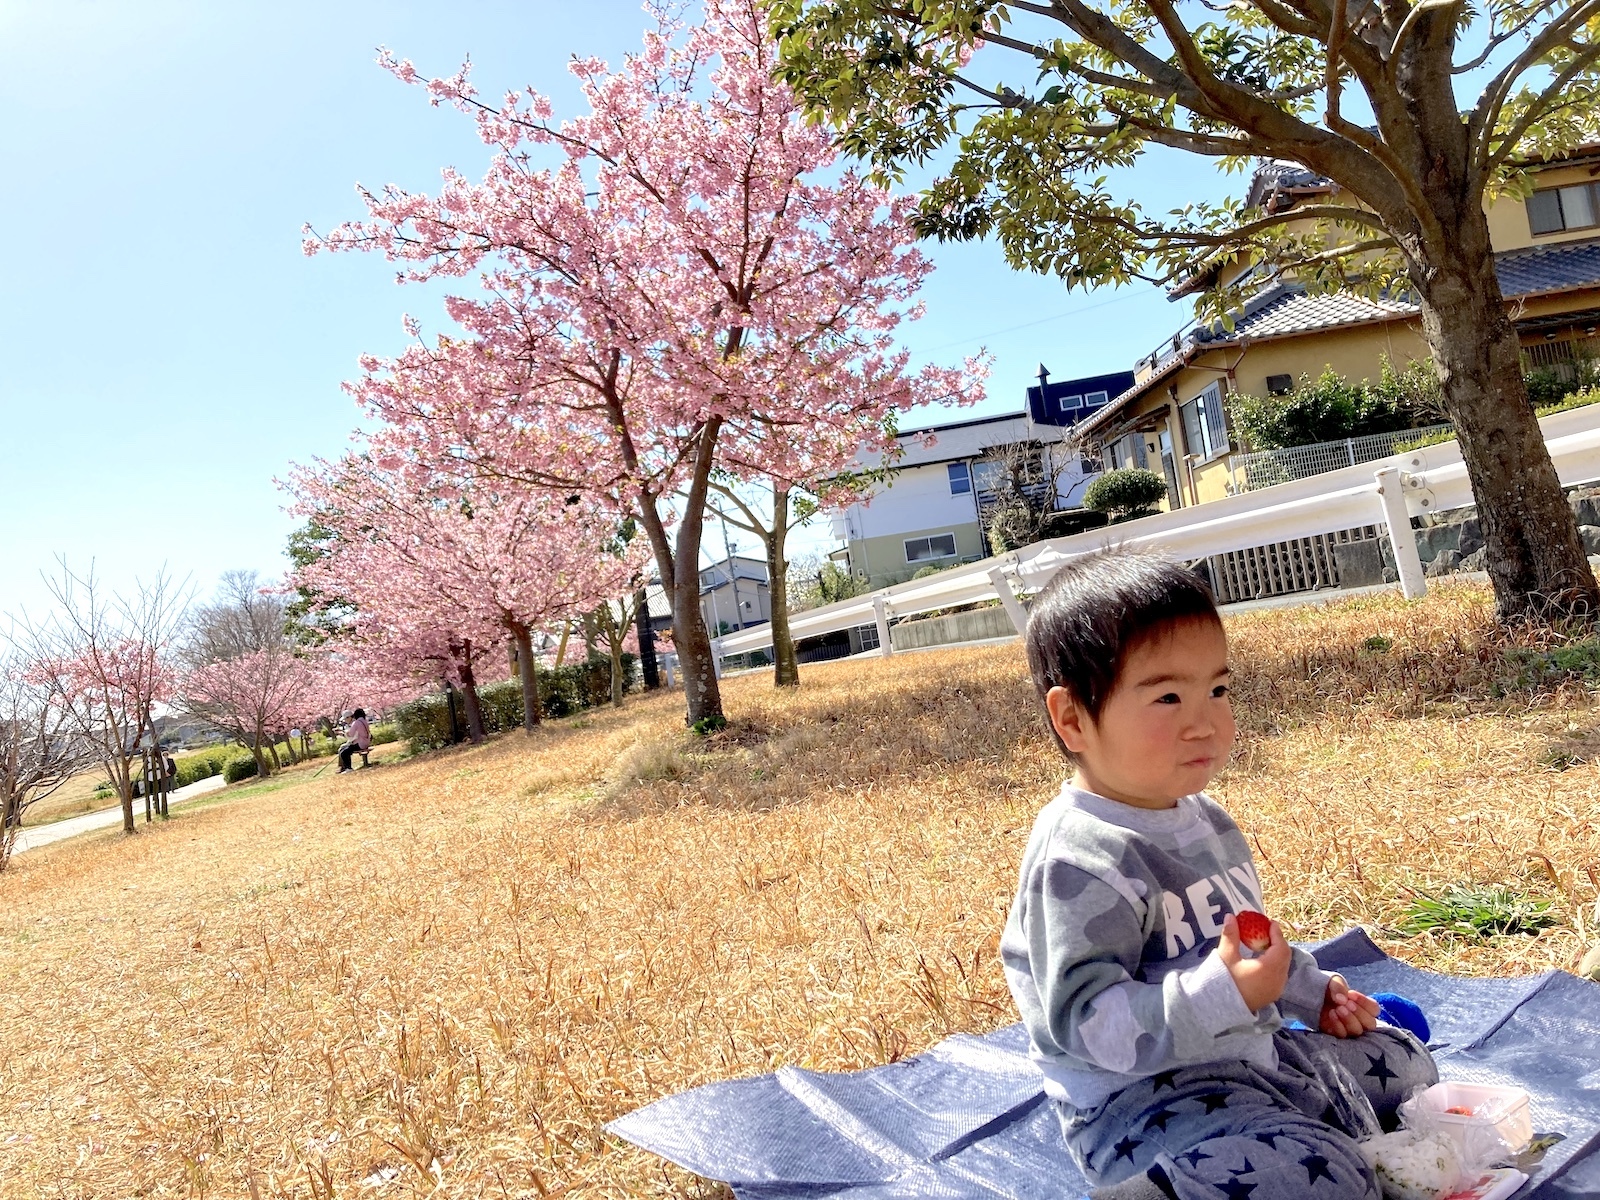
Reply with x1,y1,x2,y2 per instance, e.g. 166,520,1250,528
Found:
18,561,187,835
178,647,317,778
284,449,648,736
307,0,983,724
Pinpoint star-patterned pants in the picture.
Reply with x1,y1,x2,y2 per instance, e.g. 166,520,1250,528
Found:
1060,1025,1438,1200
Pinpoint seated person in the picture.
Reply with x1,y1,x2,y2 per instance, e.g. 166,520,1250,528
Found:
1001,551,1437,1200
337,709,371,773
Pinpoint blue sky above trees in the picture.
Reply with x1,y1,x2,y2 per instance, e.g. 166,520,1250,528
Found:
0,0,1228,617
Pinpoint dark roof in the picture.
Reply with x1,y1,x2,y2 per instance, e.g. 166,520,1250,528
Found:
1024,369,1136,426
1496,236,1600,298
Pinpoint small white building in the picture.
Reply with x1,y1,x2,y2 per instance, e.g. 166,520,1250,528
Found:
699,555,771,635
829,368,1132,588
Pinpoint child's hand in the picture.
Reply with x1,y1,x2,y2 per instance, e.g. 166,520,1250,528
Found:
1216,913,1292,1012
1319,975,1380,1038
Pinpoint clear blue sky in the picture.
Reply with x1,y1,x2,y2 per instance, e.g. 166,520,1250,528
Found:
0,1,1233,618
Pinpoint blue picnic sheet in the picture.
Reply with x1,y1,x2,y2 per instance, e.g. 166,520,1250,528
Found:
608,929,1600,1198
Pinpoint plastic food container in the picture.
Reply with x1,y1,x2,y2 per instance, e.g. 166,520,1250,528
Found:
1412,1082,1534,1157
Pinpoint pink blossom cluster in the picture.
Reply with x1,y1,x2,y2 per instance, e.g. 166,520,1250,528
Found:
283,452,648,694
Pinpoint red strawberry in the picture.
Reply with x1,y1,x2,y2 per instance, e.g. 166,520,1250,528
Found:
1236,910,1273,953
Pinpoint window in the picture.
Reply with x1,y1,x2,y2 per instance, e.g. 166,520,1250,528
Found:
1266,373,1293,396
1179,383,1229,459
947,462,972,495
1085,390,1109,408
971,459,1003,494
1528,183,1600,236
1059,393,1083,412
904,533,958,563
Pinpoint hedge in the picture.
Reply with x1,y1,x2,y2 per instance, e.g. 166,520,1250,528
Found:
395,655,640,753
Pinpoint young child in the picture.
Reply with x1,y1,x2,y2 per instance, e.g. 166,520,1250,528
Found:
1001,551,1437,1200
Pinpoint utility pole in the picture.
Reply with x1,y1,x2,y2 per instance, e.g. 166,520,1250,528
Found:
720,515,745,632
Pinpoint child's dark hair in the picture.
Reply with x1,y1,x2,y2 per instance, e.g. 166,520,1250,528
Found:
1025,550,1222,755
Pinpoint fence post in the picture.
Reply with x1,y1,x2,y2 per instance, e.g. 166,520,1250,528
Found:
1345,437,1356,466
986,565,1030,634
710,637,724,679
1374,466,1427,599
872,595,895,658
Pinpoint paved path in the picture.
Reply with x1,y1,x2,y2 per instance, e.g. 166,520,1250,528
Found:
12,774,228,856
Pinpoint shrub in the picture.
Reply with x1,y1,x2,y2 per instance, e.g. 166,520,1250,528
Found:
223,756,259,784
1082,468,1169,523
1536,386,1600,418
1392,428,1457,452
368,722,399,746
1038,508,1110,540
1229,366,1418,450
392,655,642,753
171,746,255,788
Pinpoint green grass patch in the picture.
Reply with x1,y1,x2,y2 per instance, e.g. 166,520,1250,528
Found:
1397,885,1557,939
1506,637,1600,688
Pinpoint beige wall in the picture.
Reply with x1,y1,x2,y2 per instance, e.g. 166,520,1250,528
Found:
1487,161,1600,253
847,521,986,588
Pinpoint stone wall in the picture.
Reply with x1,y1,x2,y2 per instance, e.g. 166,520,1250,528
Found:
890,605,1018,652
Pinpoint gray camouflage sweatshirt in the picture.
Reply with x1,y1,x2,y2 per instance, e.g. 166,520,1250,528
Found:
1000,784,1332,1109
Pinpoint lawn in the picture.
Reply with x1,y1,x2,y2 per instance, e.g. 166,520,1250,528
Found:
1,581,1597,1198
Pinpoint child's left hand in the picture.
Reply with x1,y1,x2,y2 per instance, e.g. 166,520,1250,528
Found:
1319,975,1380,1037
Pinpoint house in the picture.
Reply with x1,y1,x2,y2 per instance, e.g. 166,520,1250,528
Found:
1073,151,1600,506
699,555,771,635
829,369,1135,588
643,555,773,640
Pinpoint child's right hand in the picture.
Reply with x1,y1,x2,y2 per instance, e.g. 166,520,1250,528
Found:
1215,913,1292,1012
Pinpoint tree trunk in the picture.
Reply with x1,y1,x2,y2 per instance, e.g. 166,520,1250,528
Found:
1411,224,1599,619
116,760,134,834
457,655,486,743
267,740,282,771
249,736,269,780
510,623,542,730
768,485,800,687
606,610,626,707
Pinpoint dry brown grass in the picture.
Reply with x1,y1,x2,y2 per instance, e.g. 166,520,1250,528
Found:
21,769,116,827
2,580,1598,1199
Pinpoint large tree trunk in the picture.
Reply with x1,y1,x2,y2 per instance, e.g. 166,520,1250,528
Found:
1387,30,1600,621
632,419,726,725
768,485,800,688
457,653,486,743
1411,223,1599,619
510,623,542,730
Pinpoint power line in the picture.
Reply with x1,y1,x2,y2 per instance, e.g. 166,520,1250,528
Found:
913,286,1161,354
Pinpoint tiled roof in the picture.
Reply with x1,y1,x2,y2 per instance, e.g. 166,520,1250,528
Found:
1080,235,1600,442
1496,236,1600,297
1192,283,1415,344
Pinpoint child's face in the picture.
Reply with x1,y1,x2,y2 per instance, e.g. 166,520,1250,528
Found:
1046,617,1235,809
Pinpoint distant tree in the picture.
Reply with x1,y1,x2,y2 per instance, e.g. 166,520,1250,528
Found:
0,645,91,869
769,0,1600,619
178,647,316,779
20,562,187,835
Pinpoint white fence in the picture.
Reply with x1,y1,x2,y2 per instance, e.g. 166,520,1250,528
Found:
1230,425,1455,493
712,405,1600,665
